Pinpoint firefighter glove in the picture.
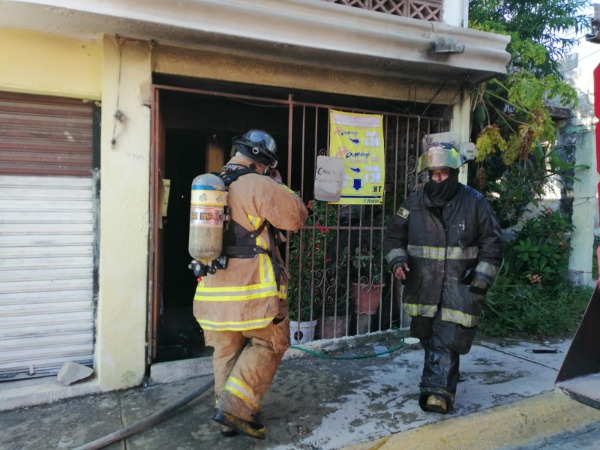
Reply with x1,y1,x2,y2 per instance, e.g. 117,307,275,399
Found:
470,278,489,295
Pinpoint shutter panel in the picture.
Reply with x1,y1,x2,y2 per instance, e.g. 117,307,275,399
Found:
0,176,95,380
0,91,93,177
0,92,95,380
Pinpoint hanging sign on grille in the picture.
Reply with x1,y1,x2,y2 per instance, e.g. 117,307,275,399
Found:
328,109,385,205
314,155,345,202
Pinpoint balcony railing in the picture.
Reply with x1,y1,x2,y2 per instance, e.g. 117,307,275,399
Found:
325,0,443,22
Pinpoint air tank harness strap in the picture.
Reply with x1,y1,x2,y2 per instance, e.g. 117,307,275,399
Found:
224,220,271,259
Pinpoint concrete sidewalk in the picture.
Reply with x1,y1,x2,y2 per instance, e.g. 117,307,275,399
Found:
1,331,600,450
346,391,600,450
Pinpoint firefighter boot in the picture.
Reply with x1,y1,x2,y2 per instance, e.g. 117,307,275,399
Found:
213,410,267,440
219,425,239,437
425,394,448,414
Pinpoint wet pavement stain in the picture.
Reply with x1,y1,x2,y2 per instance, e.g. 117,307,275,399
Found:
1,332,573,450
468,369,525,385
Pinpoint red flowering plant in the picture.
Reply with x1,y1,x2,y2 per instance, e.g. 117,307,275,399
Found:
287,200,348,322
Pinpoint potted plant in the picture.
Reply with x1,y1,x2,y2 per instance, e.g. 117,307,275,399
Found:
350,241,385,316
287,200,347,342
314,250,350,340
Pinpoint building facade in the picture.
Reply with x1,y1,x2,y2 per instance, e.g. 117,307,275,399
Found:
0,0,510,396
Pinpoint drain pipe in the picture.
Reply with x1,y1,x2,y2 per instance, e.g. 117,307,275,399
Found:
73,378,214,450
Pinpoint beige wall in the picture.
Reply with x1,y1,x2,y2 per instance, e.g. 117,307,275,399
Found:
96,35,152,389
452,93,472,184
0,29,101,100
153,44,462,106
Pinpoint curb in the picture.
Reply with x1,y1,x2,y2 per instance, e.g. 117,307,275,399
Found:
343,390,600,450
0,377,102,412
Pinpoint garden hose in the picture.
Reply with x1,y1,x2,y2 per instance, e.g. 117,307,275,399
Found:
290,328,409,360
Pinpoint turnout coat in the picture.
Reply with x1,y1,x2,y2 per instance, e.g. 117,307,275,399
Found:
383,184,503,328
193,154,308,332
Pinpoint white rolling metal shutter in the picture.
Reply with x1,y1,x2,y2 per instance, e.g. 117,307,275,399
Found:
0,92,96,381
0,176,95,380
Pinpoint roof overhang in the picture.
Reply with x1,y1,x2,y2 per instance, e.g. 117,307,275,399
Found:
0,0,511,85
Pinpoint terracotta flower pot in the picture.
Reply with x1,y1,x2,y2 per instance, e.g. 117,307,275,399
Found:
352,282,384,315
316,315,349,339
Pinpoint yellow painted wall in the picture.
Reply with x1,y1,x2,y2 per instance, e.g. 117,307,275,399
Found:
0,29,151,390
0,29,101,100
96,35,152,389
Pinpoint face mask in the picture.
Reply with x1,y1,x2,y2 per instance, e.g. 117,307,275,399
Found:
425,168,459,206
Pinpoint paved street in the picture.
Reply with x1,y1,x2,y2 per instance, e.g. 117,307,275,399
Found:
1,332,600,450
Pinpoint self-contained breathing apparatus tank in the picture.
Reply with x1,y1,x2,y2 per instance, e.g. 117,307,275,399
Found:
188,130,278,279
188,173,228,277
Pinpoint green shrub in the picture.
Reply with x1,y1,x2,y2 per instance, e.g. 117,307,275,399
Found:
481,276,592,337
506,209,573,286
287,200,347,321
480,209,591,338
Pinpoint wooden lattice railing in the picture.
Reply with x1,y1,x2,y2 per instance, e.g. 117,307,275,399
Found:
324,0,443,22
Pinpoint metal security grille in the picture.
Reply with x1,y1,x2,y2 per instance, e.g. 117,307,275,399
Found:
151,84,449,349
287,103,447,338
325,0,443,21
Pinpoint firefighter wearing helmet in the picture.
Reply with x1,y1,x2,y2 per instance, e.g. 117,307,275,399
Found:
193,129,308,439
232,129,279,169
383,143,503,414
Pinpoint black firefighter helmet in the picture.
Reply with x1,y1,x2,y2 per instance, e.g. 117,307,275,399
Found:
232,129,278,168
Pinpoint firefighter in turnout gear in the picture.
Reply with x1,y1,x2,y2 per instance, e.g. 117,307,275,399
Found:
382,144,503,414
193,130,308,439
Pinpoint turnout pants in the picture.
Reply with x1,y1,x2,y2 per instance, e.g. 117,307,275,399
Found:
410,312,477,410
204,317,290,422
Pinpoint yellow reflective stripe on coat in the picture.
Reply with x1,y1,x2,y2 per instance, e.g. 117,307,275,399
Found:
279,283,287,300
248,214,261,229
441,307,479,327
198,317,274,331
403,303,438,317
407,245,478,261
246,215,269,250
258,253,276,285
194,280,278,301
224,376,260,410
256,235,268,250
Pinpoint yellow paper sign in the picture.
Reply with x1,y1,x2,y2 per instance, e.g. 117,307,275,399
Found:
329,109,385,204
160,178,171,218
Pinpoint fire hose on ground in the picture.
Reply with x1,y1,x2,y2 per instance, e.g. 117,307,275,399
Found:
72,379,215,450
73,330,408,449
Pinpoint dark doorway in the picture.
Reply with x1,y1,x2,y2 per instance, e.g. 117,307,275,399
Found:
153,87,291,363
156,130,208,362
151,79,448,363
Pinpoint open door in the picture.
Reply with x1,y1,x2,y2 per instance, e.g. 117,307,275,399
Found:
148,83,290,364
149,86,166,364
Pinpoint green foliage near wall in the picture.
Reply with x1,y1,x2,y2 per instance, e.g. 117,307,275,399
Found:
481,210,592,337
287,200,347,321
468,0,590,228
481,278,591,337
466,1,594,338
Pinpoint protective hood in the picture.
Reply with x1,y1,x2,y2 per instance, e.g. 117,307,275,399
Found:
424,168,460,207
